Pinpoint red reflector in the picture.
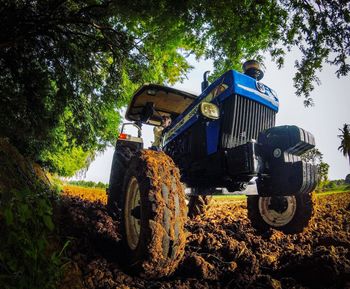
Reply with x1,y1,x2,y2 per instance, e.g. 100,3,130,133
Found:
118,133,128,139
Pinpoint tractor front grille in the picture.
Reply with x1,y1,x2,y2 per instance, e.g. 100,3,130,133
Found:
221,94,276,148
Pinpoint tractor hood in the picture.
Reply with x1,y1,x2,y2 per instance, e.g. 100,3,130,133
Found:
125,84,197,126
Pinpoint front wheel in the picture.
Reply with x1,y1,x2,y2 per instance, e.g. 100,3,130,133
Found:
121,150,187,278
107,145,134,215
247,192,315,234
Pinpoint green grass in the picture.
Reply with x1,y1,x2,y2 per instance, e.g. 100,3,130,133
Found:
322,182,350,192
213,194,247,200
212,190,350,200
316,190,350,196
66,180,107,189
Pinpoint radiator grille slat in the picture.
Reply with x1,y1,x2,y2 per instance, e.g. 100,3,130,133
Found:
221,94,276,149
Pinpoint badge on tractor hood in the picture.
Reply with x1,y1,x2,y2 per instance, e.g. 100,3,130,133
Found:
256,81,266,93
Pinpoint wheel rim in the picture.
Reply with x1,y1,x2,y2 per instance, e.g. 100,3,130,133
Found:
124,176,141,250
258,196,297,227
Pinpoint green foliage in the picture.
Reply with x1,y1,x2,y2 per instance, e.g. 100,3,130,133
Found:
0,0,123,175
319,162,330,183
338,124,350,165
0,190,64,289
184,0,350,106
0,138,66,289
322,179,350,192
0,0,195,176
40,146,90,177
279,0,350,106
199,0,286,81
67,180,108,189
50,175,64,194
1,0,349,175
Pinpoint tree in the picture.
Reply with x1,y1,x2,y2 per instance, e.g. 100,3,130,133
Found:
0,0,284,175
1,0,349,175
301,148,329,187
201,0,350,106
0,0,195,175
338,124,350,165
0,1,128,175
269,0,350,107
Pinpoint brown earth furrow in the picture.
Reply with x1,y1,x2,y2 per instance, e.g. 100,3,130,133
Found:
58,191,350,289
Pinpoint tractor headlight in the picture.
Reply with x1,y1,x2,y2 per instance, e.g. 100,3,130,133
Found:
199,102,220,120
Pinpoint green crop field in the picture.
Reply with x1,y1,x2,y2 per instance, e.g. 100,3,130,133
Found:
213,190,350,201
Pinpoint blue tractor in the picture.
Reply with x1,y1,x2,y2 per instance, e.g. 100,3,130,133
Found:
107,61,317,278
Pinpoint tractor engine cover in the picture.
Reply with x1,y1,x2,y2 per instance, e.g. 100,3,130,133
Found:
256,125,318,196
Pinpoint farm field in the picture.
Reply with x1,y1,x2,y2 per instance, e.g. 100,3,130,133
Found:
63,185,107,204
59,187,350,289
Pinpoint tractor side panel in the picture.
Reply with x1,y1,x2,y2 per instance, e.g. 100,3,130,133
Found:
206,119,220,155
164,119,207,171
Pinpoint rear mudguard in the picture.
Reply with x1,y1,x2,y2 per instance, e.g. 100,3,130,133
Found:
256,125,318,196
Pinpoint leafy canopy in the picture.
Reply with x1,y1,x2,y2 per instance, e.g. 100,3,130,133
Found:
0,0,349,175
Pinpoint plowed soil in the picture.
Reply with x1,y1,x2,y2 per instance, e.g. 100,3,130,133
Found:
58,191,350,289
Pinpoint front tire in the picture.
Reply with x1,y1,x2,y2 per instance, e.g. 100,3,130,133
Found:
107,145,134,215
247,192,315,234
121,150,187,278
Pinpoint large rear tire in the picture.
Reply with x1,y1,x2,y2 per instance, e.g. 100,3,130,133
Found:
247,192,315,234
120,150,187,278
107,145,134,216
187,195,212,218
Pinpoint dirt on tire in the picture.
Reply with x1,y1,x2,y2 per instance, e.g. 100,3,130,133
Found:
58,191,350,289
119,150,187,278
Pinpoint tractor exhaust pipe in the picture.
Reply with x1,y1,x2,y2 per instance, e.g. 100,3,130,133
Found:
243,60,264,81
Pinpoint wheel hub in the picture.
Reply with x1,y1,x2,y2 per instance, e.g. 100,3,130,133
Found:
258,196,297,227
124,177,141,250
131,205,141,219
268,196,289,213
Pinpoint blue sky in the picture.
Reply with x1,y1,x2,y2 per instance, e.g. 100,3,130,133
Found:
81,51,350,183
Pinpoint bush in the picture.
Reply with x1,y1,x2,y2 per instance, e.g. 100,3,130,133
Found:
0,138,67,289
0,190,65,289
67,180,108,189
324,182,337,189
